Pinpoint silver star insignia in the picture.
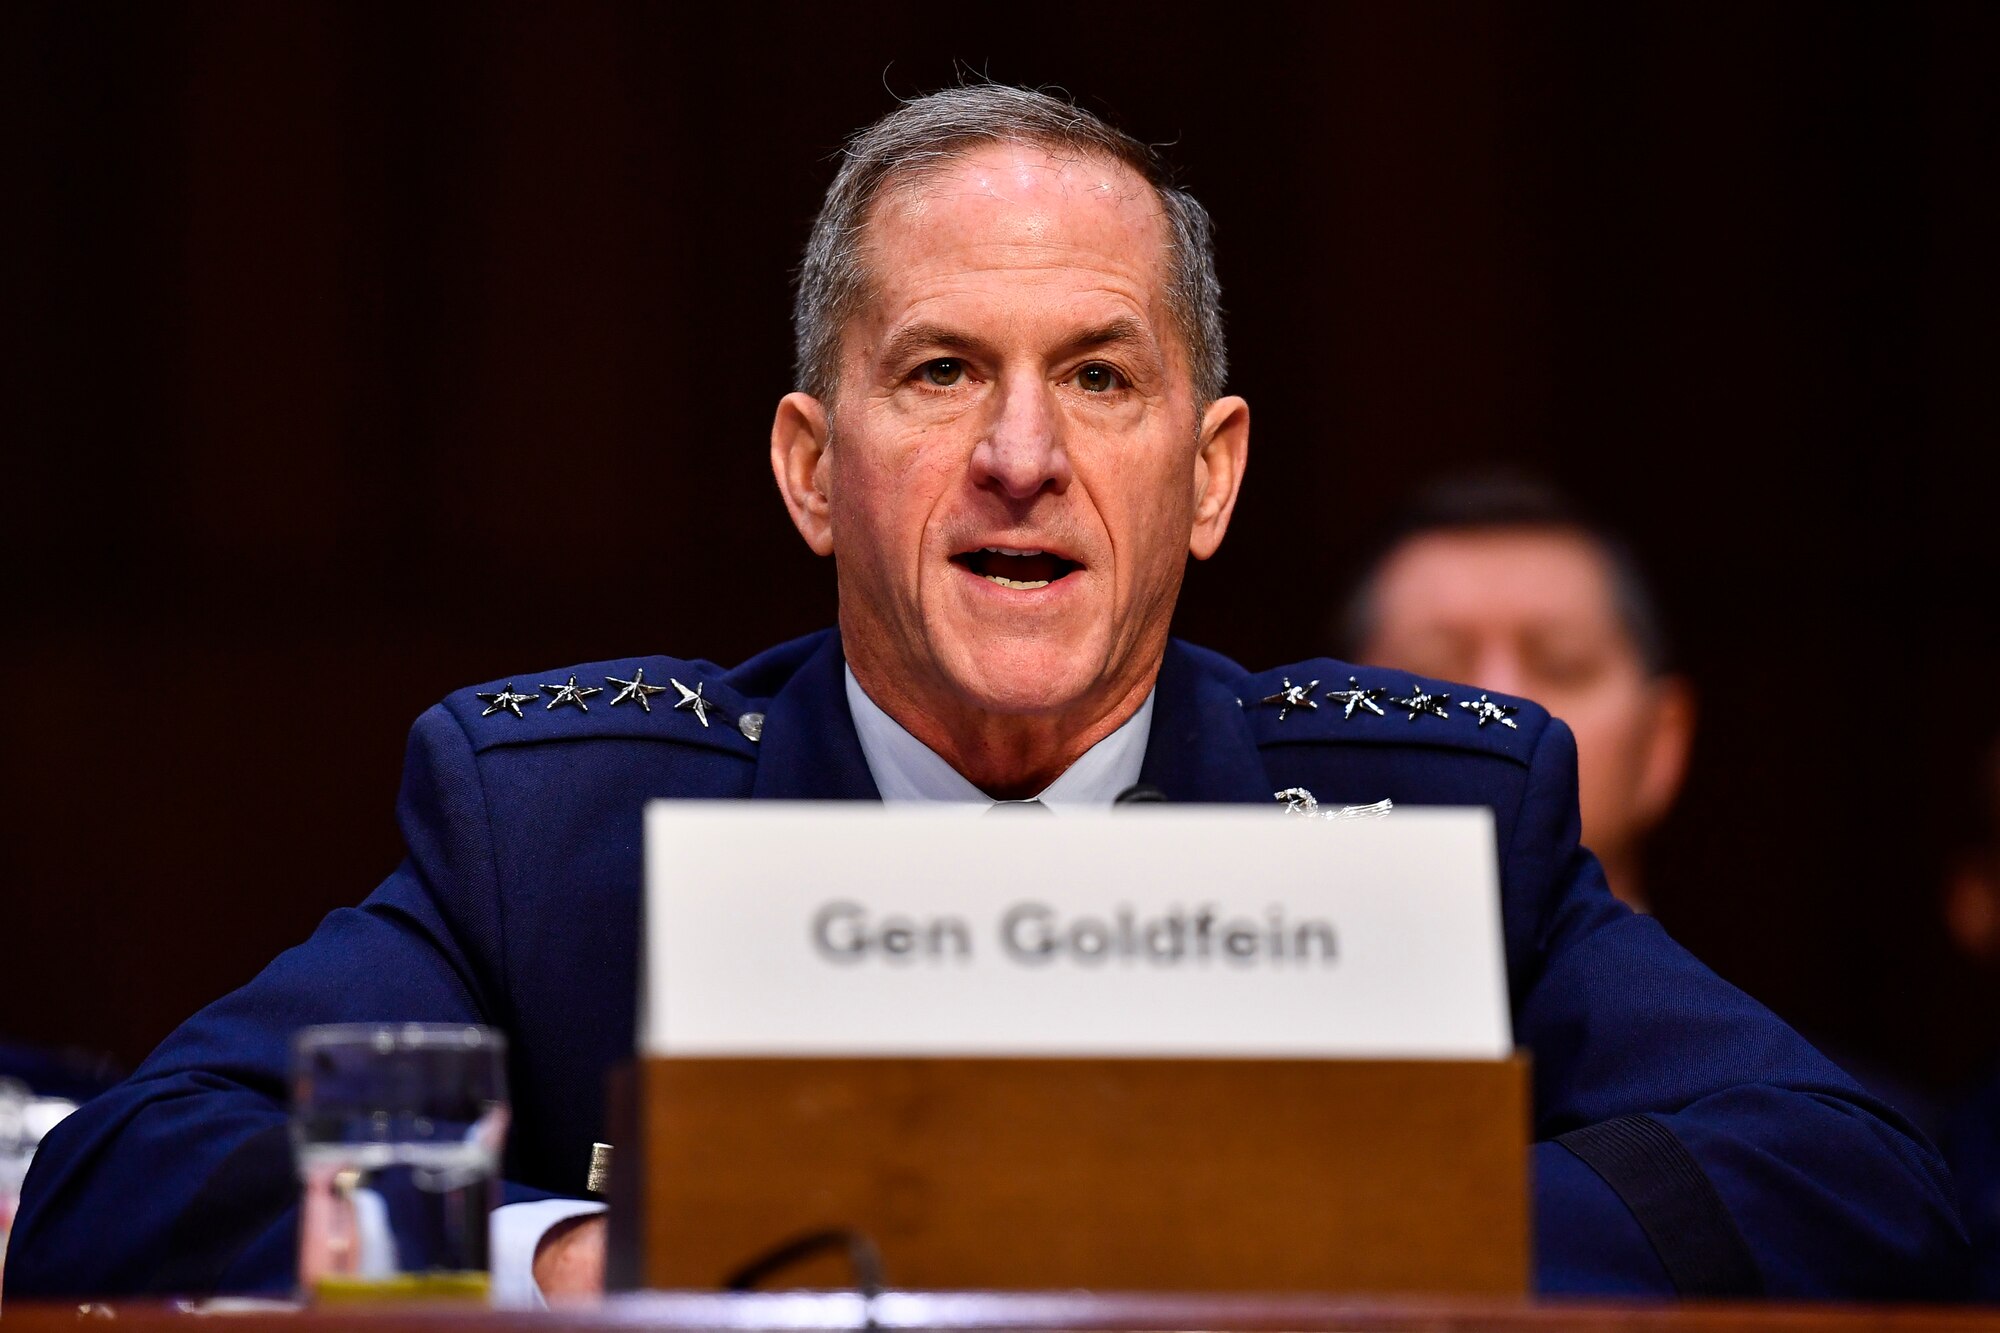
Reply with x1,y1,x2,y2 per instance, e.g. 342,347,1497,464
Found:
1328,676,1387,719
475,682,537,719
540,674,604,712
1389,683,1452,722
605,668,669,712
1259,678,1320,720
671,677,717,728
1459,693,1520,729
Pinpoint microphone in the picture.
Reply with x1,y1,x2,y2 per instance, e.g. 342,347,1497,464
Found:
1114,783,1167,805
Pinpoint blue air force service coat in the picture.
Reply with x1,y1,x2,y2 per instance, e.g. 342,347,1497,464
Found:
6,630,1968,1298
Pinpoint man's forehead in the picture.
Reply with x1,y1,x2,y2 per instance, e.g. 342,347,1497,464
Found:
1379,529,1623,626
855,143,1173,328
888,141,1154,219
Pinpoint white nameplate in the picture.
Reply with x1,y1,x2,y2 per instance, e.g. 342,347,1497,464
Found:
641,804,1510,1059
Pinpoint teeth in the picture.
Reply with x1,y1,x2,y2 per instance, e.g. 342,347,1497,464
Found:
983,546,1045,557
984,574,1051,590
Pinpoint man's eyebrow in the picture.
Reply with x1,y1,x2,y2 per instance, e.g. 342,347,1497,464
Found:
876,323,1000,371
1062,317,1153,356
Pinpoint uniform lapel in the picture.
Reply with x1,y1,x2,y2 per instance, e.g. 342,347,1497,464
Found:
749,630,882,801
1138,640,1274,804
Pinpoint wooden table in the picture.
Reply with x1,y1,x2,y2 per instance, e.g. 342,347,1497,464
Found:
6,1292,2000,1332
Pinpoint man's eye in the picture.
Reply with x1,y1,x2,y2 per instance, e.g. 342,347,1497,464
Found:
920,359,964,387
1076,363,1121,393
1529,650,1609,691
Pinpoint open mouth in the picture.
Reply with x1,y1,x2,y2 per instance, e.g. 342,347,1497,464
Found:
950,546,1083,591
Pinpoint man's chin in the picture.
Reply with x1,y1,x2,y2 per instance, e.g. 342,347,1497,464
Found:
933,634,1108,720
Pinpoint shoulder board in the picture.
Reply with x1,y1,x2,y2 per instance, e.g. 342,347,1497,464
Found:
1237,658,1546,766
441,654,762,759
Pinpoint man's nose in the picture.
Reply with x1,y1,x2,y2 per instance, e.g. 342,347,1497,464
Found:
1472,644,1530,700
970,379,1071,500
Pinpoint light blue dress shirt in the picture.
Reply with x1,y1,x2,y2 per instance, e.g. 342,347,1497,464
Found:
844,665,1154,809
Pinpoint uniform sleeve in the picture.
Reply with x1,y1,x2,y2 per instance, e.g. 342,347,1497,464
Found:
1511,718,1969,1298
4,705,556,1299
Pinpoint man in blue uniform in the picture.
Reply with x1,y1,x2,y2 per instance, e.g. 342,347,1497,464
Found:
5,85,1967,1303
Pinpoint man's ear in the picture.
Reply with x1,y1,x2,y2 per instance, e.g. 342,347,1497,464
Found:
1633,675,1696,831
1188,395,1250,561
771,392,835,557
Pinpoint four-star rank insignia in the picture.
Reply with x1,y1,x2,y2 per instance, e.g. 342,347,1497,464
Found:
478,666,741,732
540,674,604,713
1260,672,1521,732
476,682,537,719
1389,683,1451,722
670,677,718,728
1259,677,1319,720
1459,693,1519,729
606,667,669,712
1328,676,1387,719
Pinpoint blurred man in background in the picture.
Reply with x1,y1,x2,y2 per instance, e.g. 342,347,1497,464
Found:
1337,477,1694,912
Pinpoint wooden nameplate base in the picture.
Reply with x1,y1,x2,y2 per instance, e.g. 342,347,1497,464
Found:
606,1055,1528,1295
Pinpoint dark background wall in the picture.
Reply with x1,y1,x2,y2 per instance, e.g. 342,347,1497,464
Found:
4,2,1997,1091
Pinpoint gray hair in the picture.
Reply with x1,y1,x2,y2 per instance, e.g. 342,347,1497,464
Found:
793,85,1228,405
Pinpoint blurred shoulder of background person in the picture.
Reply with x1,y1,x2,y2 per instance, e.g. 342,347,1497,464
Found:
0,1042,118,1291
1334,473,1693,914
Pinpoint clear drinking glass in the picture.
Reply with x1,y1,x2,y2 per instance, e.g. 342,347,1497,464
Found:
290,1023,509,1303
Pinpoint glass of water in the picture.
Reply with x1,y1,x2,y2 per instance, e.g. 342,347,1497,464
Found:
290,1023,508,1303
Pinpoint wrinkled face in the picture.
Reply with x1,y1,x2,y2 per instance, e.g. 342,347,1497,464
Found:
818,144,1228,719
1358,528,1682,861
